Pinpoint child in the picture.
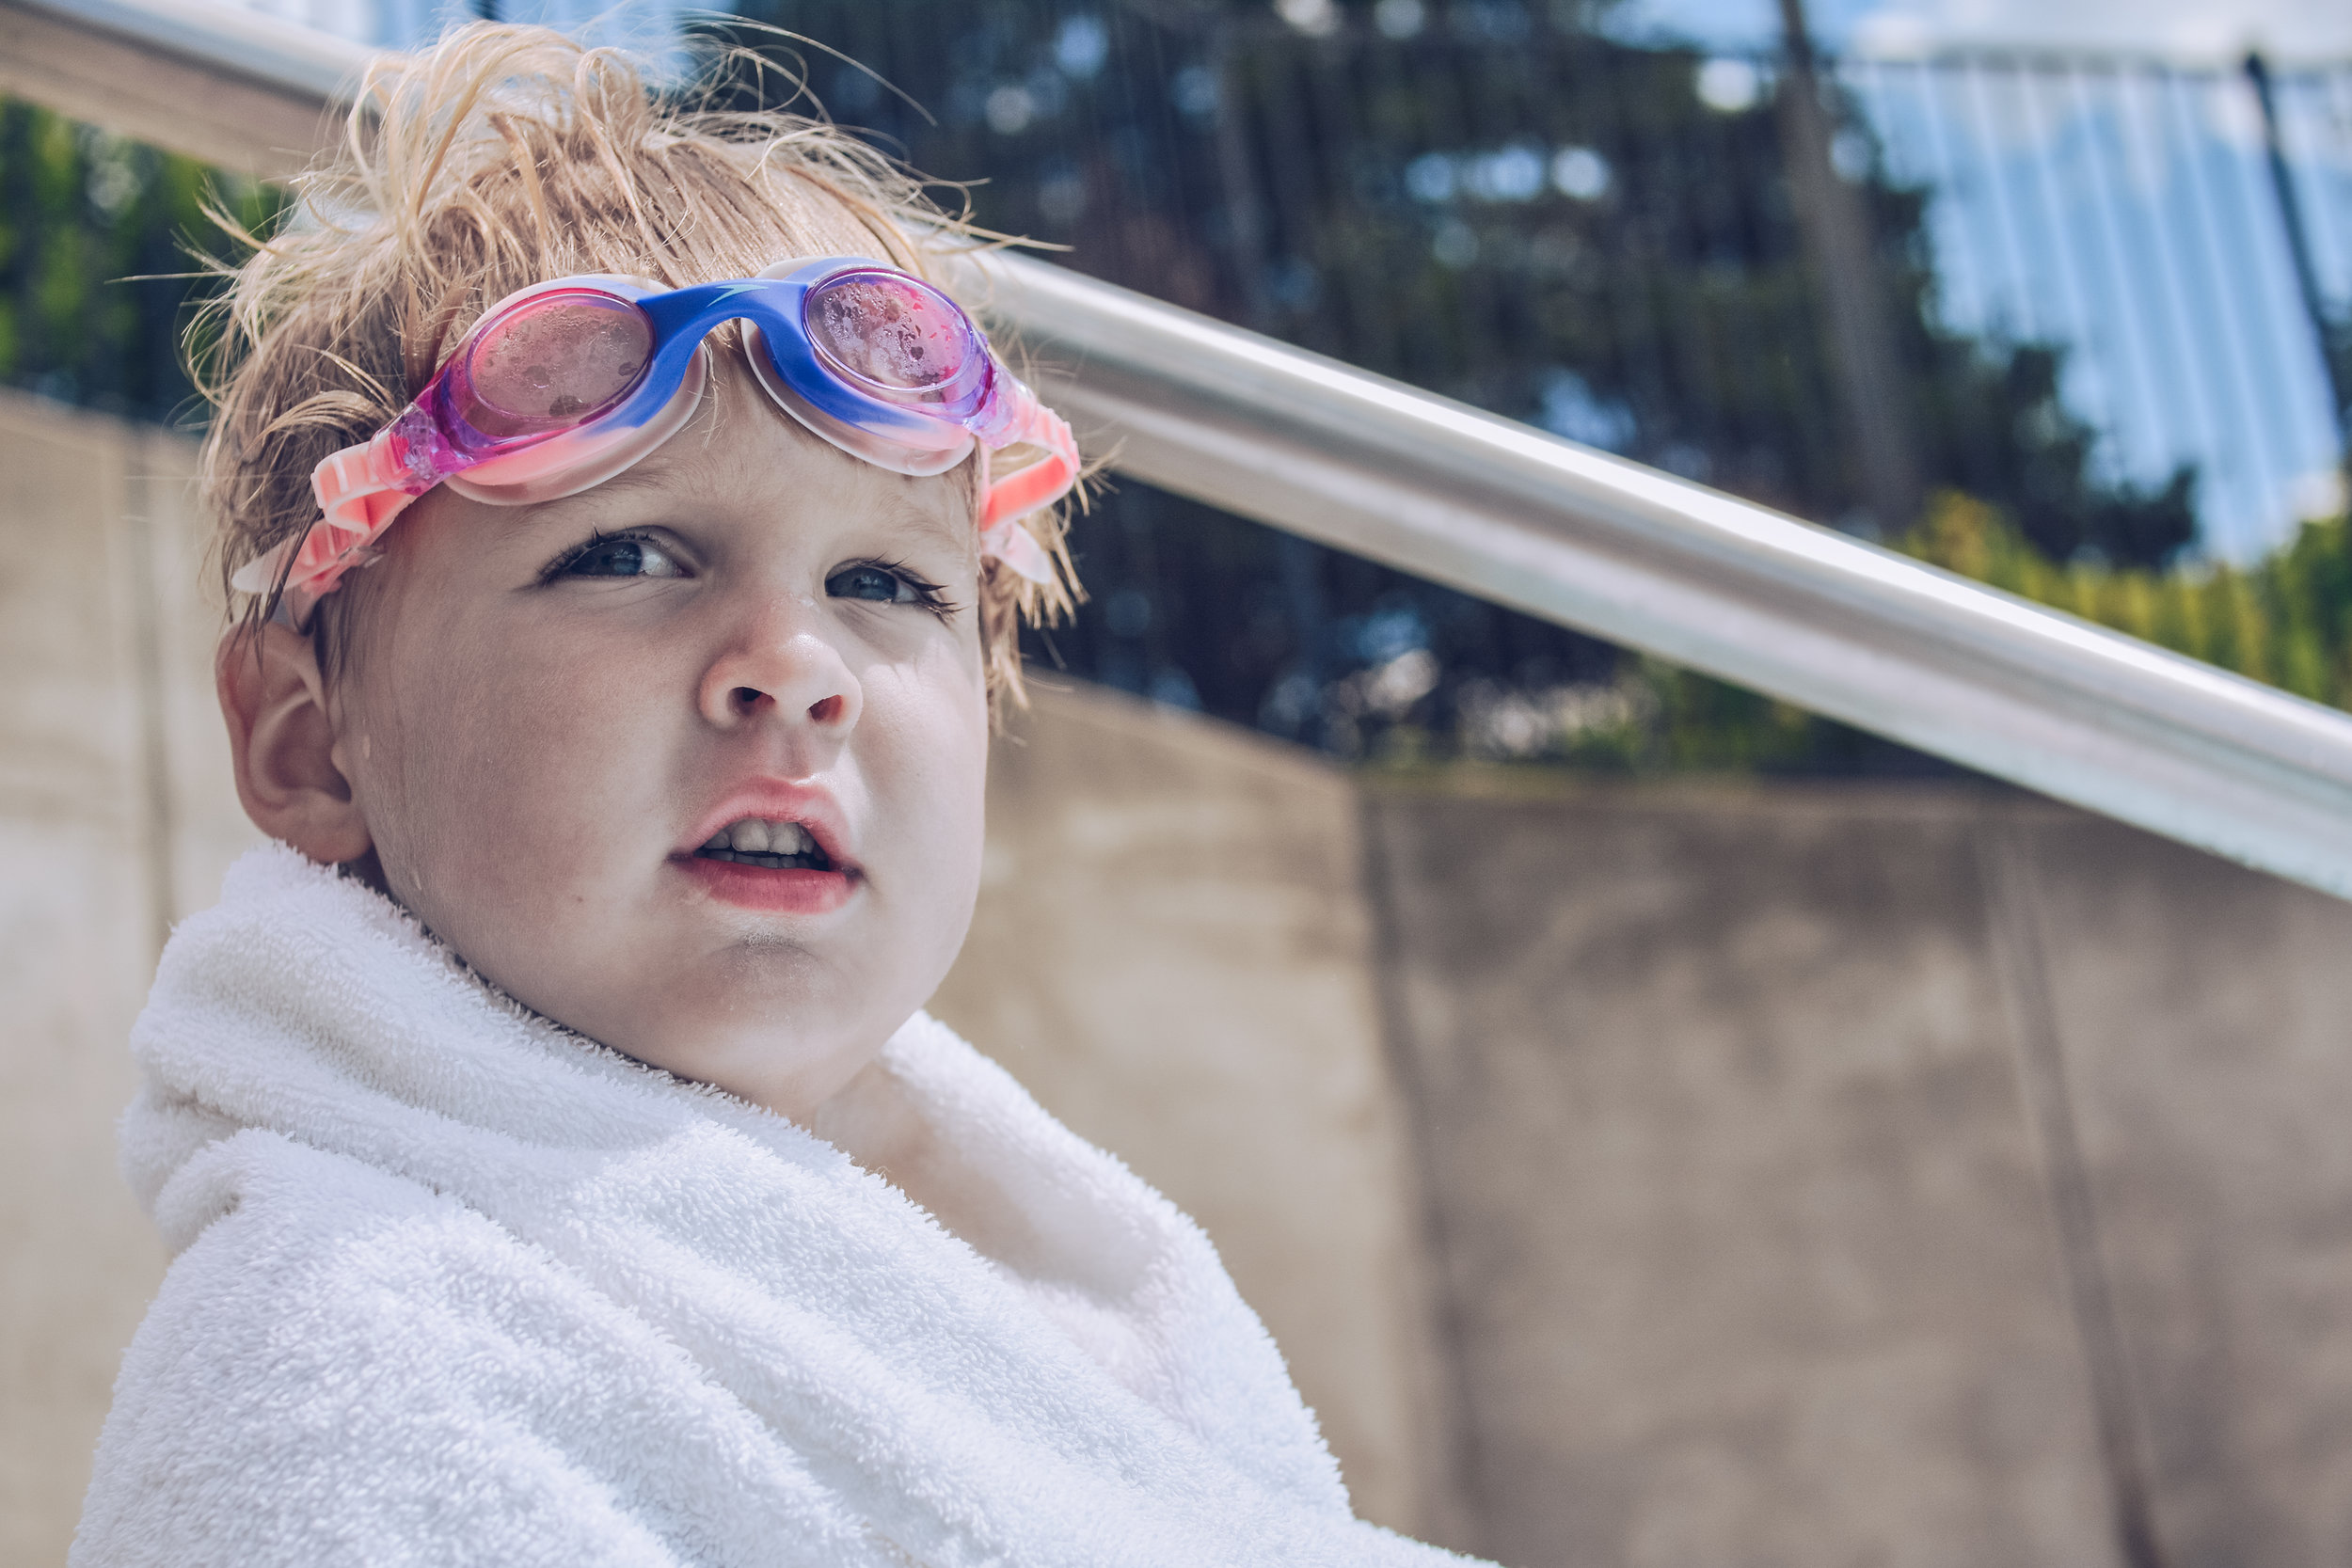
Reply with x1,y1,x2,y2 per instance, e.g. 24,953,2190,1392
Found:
71,24,1482,1568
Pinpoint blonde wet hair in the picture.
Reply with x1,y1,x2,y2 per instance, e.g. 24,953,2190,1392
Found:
197,21,1078,710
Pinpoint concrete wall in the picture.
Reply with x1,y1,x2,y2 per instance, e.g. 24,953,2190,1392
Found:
15,388,2352,1568
0,395,252,1566
1364,783,2118,1567
2009,816,2352,1566
1361,779,2352,1568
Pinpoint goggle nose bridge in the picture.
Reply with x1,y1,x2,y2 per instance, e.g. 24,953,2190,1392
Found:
628,279,977,436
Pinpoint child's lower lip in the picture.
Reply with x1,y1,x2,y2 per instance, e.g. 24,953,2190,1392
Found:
676,854,857,913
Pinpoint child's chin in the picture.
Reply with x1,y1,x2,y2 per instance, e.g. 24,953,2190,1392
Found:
675,855,858,915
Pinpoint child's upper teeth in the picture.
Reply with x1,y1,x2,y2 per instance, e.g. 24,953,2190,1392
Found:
715,818,813,855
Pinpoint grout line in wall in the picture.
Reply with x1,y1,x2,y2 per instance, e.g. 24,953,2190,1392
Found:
1979,823,2169,1568
1352,784,1490,1559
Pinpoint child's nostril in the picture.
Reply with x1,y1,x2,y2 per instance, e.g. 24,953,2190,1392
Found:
732,686,763,712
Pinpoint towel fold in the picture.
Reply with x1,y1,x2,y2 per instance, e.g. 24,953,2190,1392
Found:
73,844,1479,1567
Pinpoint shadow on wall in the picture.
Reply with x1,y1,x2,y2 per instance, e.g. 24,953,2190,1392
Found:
8,389,2352,1567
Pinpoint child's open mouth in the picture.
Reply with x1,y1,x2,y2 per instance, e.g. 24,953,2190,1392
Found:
694,818,838,872
681,816,858,914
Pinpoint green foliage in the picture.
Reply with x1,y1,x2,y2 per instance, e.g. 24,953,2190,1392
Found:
718,3,2196,569
1900,490,2352,708
1371,494,2352,779
0,98,278,423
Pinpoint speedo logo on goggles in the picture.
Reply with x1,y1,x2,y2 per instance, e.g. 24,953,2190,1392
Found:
233,256,1079,611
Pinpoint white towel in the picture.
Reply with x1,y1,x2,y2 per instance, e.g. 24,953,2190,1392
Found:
73,845,1480,1567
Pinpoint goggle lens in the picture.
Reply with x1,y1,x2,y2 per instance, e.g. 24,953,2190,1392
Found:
457,291,652,438
803,271,979,404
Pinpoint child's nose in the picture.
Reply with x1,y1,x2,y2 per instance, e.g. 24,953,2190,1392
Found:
697,622,862,737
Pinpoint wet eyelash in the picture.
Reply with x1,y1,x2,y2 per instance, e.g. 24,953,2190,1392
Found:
865,558,963,620
537,528,654,585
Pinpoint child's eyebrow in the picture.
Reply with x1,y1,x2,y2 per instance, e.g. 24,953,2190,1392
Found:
882,502,978,561
512,474,976,560
519,468,669,515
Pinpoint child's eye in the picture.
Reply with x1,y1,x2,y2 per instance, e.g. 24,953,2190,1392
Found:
557,533,685,579
826,563,946,610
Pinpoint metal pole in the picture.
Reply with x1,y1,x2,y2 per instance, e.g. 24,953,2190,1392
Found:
2244,51,2352,467
1201,18,1335,717
1773,0,1926,536
965,248,2352,903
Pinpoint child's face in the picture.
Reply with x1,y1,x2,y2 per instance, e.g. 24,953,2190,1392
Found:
279,371,992,1117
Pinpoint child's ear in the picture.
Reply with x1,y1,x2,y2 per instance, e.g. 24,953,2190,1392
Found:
216,621,373,865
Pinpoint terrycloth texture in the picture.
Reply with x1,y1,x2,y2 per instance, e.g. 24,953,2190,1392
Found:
76,846,1479,1568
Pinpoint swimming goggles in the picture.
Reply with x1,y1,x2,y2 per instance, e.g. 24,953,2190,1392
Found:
233,256,1078,612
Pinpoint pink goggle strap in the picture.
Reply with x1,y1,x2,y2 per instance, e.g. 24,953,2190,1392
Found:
975,384,1080,586
227,428,422,605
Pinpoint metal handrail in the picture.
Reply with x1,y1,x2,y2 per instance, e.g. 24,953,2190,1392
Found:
14,0,2352,899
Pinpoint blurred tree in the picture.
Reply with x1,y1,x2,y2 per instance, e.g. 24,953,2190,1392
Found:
704,0,2204,770
0,101,277,424
712,0,2193,559
1902,490,2352,711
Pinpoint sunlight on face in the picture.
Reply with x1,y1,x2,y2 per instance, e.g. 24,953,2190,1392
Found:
327,372,991,1119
